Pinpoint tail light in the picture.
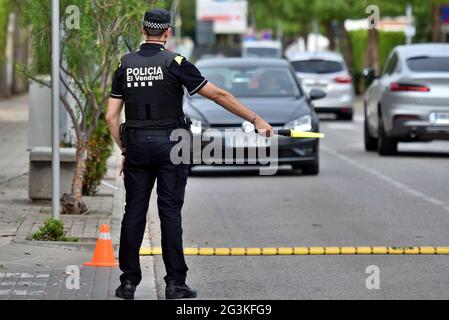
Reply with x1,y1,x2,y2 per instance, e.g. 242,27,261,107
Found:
334,76,352,84
390,82,430,92
394,115,419,121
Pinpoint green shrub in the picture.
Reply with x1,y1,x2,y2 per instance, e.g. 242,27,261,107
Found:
0,0,11,66
348,30,405,93
82,115,113,195
29,218,78,242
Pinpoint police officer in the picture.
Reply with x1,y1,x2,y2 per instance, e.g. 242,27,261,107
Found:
106,8,273,300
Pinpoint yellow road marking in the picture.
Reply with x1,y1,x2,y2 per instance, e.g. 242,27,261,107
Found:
139,246,449,256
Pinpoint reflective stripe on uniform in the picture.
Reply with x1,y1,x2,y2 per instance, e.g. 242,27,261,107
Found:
98,232,111,240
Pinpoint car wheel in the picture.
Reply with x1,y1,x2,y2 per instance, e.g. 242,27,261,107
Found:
378,114,397,156
293,160,319,175
337,111,353,121
302,161,319,175
364,114,378,151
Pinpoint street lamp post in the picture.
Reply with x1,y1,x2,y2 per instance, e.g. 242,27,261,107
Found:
51,0,60,219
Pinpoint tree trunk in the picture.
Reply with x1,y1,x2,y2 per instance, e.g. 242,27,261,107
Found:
0,10,10,99
12,0,28,95
431,4,442,43
61,140,88,215
0,64,10,98
73,141,87,200
340,24,354,76
324,21,336,51
367,28,380,76
300,23,309,51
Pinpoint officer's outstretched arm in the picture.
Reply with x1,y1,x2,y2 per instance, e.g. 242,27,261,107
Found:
198,82,273,137
106,98,125,151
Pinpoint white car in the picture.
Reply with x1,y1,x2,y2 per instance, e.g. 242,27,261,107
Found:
290,51,355,120
242,40,283,59
364,43,449,155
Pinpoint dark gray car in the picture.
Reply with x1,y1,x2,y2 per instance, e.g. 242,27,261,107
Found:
183,58,324,174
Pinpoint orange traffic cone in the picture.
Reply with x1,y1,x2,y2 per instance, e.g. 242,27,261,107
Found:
84,224,119,267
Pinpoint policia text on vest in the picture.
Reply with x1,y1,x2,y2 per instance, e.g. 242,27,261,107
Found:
126,66,164,87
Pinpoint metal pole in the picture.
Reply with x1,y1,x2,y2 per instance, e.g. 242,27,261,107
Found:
51,0,60,219
406,4,413,45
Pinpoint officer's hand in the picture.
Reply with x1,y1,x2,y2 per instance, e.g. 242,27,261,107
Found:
254,116,273,137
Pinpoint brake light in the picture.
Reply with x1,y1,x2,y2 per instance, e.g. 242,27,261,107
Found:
394,115,419,121
334,76,352,84
390,82,430,92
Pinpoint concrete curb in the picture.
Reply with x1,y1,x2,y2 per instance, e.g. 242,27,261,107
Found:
12,239,120,252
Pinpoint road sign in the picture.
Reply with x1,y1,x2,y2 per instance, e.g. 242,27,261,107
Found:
442,5,449,24
196,0,248,34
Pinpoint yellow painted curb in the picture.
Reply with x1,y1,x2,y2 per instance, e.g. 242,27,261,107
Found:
139,246,449,256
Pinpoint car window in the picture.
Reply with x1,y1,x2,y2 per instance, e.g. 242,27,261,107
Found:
406,56,449,72
245,48,280,58
195,66,301,98
383,53,398,76
290,59,343,74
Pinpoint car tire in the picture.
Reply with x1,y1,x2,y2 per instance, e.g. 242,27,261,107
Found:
337,111,353,121
293,160,320,175
364,114,378,151
378,114,397,156
302,162,319,175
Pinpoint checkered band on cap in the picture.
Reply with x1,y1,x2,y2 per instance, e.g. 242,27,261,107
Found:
143,20,171,30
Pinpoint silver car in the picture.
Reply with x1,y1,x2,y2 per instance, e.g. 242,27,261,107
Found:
364,43,449,155
289,51,355,120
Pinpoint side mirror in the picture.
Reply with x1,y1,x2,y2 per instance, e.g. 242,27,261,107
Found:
309,89,326,101
363,67,378,86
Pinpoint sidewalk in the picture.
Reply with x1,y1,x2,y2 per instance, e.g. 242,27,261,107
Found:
0,94,157,300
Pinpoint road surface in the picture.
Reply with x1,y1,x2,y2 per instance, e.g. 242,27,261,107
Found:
149,101,449,299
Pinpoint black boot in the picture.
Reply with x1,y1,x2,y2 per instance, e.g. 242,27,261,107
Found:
115,280,136,300
165,281,197,299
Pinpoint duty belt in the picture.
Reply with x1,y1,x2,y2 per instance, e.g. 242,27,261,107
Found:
120,117,192,148
125,103,184,121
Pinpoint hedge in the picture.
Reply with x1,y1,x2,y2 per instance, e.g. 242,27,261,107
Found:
0,0,10,65
348,30,406,93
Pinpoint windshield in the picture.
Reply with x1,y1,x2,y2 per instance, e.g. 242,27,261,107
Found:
196,66,301,98
406,57,449,72
291,59,344,74
245,48,280,58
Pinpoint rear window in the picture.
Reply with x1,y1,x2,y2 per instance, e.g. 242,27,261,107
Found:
245,48,280,58
291,59,344,74
406,57,449,72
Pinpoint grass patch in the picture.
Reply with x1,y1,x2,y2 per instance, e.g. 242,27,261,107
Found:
28,218,79,242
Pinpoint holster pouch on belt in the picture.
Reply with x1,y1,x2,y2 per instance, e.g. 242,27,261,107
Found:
119,123,128,148
185,117,192,131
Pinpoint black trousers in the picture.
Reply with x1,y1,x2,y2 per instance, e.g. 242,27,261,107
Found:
119,128,189,286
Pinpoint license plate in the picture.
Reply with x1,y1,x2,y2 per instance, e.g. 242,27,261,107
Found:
225,133,271,148
430,112,449,125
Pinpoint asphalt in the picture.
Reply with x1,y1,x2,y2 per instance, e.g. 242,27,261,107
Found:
149,101,449,299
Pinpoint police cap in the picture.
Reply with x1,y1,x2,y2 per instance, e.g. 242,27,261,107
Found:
143,8,172,30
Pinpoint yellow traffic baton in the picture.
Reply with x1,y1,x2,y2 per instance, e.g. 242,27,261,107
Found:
255,129,325,139
277,129,325,139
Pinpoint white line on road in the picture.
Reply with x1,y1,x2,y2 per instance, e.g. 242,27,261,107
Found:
322,146,449,212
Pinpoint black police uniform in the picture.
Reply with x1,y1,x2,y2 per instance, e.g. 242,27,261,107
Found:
110,42,208,286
